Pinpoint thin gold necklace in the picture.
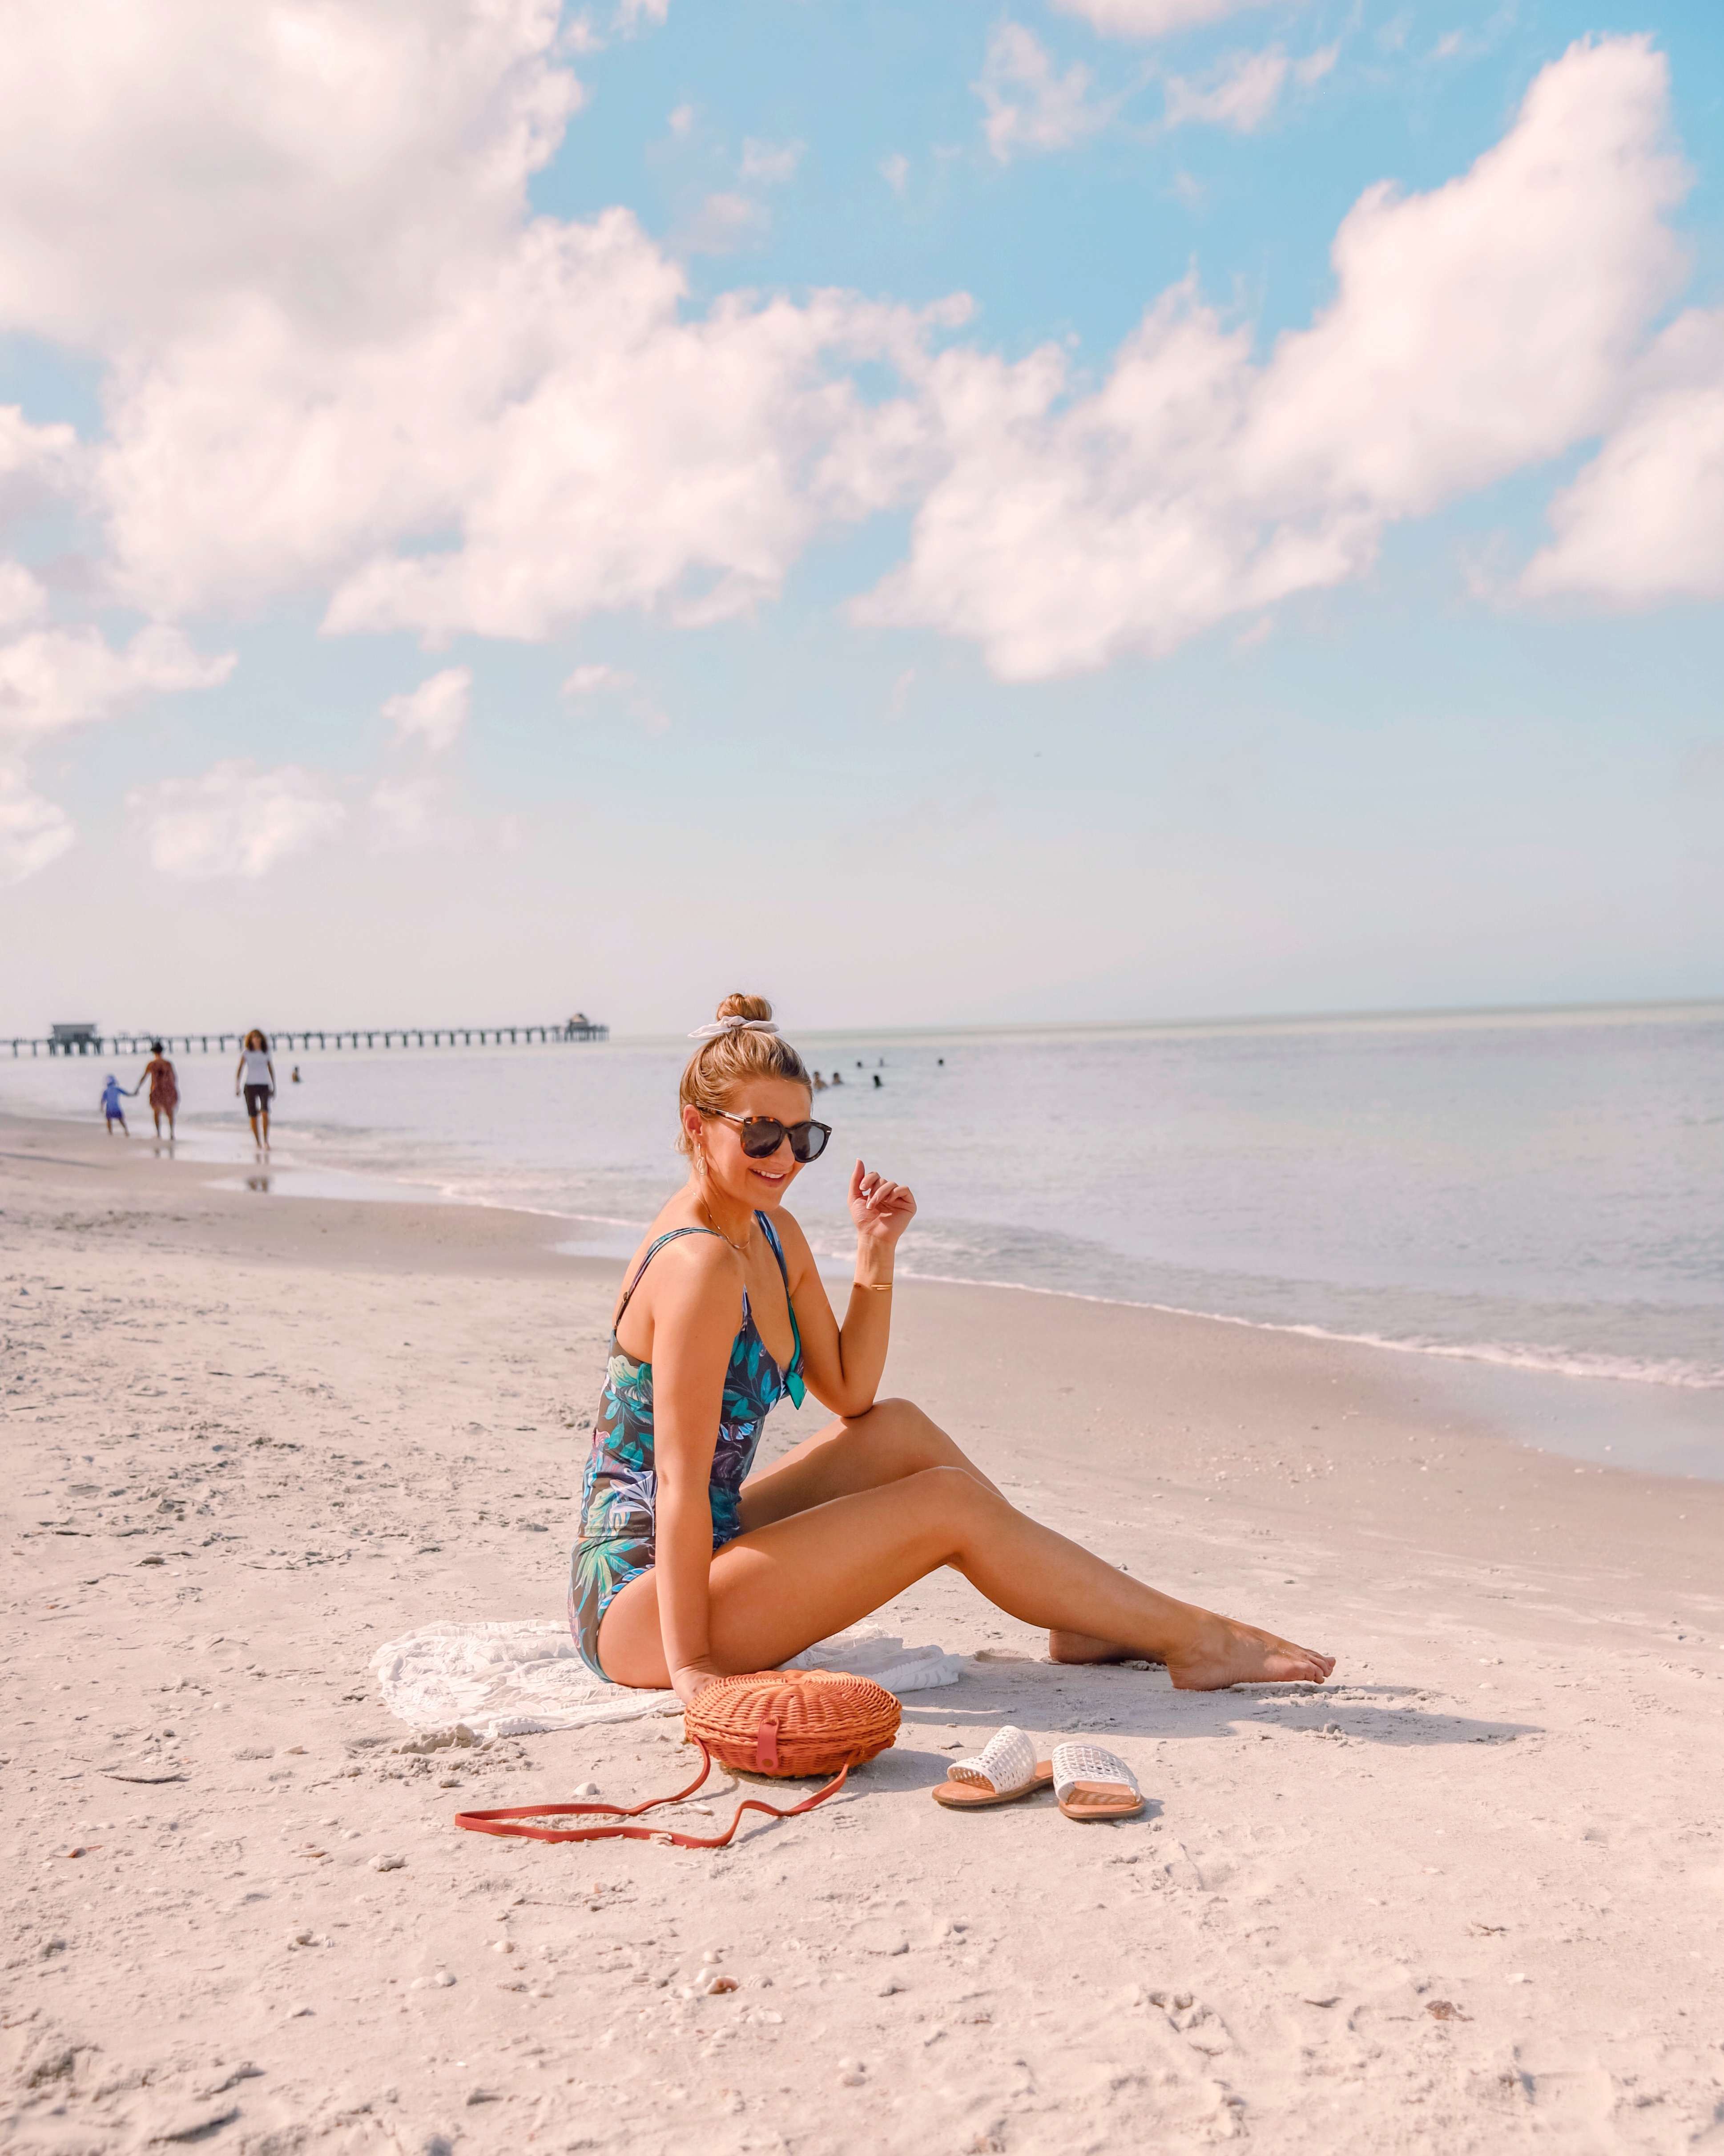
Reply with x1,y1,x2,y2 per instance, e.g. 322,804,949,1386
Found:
704,1200,752,1253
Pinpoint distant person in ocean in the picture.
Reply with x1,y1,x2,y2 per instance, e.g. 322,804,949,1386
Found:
235,1030,276,1149
138,1042,179,1140
570,991,1334,1709
872,1072,882,1088
290,1066,301,1083
100,1074,131,1135
828,1069,842,1086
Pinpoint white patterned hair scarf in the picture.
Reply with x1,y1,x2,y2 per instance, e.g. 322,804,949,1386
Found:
687,1017,781,1040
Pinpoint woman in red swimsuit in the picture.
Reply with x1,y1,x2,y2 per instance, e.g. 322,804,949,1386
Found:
140,1041,179,1141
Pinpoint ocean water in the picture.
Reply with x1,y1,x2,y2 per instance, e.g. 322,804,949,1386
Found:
10,1002,1723,1474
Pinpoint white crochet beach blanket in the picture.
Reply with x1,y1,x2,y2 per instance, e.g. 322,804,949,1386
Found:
372,1619,963,1739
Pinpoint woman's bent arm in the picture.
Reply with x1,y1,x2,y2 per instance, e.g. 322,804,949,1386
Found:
781,1163,917,1417
639,1240,743,1699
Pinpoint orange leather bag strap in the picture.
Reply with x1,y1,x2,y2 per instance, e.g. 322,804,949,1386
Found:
454,1738,849,1851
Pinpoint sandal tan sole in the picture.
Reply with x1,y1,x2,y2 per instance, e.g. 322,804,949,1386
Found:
932,1761,1055,1809
1057,1780,1144,1821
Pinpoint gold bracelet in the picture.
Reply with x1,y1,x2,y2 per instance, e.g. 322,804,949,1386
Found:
853,1279,894,1293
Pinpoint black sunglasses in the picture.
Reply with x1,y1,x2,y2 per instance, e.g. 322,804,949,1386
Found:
701,1107,832,1163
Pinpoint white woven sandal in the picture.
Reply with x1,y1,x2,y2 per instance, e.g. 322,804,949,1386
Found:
1051,1741,1144,1822
932,1725,1054,1809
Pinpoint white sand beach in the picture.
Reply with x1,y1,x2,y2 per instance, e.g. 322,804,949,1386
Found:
4,1114,1723,2156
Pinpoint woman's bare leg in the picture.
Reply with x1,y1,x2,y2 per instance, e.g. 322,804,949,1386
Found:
739,1397,1004,1530
742,1400,1145,1664
598,1465,1333,1693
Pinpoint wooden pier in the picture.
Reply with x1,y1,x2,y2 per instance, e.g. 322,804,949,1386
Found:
7,1021,608,1058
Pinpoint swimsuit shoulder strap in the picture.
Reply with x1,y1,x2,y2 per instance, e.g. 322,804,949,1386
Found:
755,1213,804,1372
612,1227,721,1329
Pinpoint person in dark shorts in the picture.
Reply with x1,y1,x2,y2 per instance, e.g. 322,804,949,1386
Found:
234,1029,276,1148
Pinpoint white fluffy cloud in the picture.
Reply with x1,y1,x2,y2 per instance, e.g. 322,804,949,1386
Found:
1523,308,1724,602
0,621,234,743
0,563,232,881
740,138,804,185
128,760,347,878
0,408,82,543
365,773,465,853
978,24,1110,161
0,561,47,634
861,36,1691,677
1164,44,1335,132
0,0,945,645
561,660,666,731
0,763,75,884
1051,0,1277,36
563,663,635,694
1165,47,1289,131
0,0,579,348
383,667,472,755
0,3,1709,734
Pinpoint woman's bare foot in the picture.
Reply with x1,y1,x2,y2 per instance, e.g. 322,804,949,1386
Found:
1048,1628,1163,1666
1163,1613,1333,1691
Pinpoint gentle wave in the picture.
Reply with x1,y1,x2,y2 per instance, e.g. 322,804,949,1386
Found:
890,1268,1724,1391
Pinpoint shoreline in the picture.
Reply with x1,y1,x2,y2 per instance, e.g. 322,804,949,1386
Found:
7,1111,1724,2153
10,1104,1722,1480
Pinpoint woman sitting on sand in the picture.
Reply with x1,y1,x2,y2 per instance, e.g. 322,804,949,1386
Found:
573,995,1333,1704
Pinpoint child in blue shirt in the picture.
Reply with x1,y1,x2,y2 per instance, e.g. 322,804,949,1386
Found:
100,1074,132,1135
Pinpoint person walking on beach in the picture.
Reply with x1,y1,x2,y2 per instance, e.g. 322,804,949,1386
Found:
100,1074,131,1135
235,1030,275,1149
139,1041,179,1140
571,993,1334,1705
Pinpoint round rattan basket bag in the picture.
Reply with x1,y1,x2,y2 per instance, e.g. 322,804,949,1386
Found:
455,1670,900,1851
685,1669,901,1777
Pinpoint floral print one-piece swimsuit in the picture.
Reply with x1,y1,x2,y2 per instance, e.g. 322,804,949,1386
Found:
568,1215,805,1681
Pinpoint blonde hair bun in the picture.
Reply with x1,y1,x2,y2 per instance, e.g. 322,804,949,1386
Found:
677,993,809,1155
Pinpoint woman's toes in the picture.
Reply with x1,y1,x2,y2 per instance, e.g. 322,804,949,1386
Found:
1166,1618,1333,1690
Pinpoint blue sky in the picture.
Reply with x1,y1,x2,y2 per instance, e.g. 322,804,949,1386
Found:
0,0,1720,1037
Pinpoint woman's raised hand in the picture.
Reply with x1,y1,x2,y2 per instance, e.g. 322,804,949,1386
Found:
849,1159,917,1251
